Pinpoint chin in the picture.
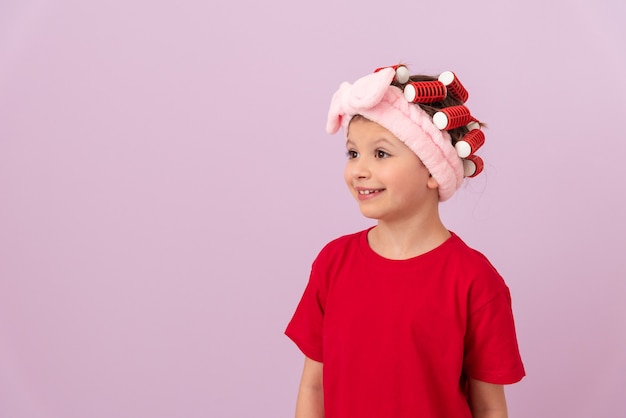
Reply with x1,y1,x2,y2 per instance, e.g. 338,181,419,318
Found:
358,208,384,220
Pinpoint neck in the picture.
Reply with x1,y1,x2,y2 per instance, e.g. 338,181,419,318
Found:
368,211,450,260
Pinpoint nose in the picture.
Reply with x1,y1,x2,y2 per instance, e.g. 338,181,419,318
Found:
349,156,371,180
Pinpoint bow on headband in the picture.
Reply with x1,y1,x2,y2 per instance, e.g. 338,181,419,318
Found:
326,68,397,135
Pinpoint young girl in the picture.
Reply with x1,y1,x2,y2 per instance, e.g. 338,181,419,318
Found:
285,65,525,418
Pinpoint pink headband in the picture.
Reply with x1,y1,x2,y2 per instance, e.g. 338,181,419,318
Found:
326,67,477,202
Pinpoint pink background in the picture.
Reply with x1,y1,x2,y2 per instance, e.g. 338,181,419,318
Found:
1,0,625,416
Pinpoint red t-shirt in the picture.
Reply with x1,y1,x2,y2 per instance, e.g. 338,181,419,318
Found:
285,229,525,418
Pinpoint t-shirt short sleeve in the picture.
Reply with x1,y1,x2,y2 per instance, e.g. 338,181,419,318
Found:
285,259,326,362
463,286,526,384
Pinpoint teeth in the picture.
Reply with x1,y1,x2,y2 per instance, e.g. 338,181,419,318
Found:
358,190,379,195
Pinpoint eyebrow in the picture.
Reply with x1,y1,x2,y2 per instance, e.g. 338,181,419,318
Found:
346,137,396,148
373,138,395,147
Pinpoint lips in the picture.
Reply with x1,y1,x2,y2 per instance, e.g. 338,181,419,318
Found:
358,189,384,195
356,188,385,200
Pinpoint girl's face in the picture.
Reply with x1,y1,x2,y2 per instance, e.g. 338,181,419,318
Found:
344,118,439,222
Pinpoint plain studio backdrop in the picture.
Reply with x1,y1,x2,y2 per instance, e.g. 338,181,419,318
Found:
1,0,625,417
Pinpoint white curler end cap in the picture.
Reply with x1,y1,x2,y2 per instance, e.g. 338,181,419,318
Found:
433,112,449,130
396,66,410,84
403,84,417,102
438,71,455,86
463,159,477,177
466,121,480,131
455,141,472,158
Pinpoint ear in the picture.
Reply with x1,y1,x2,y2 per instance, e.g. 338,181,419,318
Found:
427,174,439,190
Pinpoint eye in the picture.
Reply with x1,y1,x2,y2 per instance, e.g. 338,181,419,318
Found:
346,150,359,159
375,149,390,159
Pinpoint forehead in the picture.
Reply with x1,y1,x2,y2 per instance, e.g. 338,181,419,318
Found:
347,117,402,146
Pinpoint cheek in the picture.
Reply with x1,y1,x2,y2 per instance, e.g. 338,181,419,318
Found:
388,165,427,192
343,164,352,187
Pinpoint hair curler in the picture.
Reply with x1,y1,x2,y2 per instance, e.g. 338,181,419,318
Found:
438,71,469,103
463,154,484,177
433,105,472,130
455,129,485,158
374,64,410,84
403,81,447,103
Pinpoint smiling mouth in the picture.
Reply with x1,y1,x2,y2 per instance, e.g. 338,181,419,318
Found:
358,189,384,195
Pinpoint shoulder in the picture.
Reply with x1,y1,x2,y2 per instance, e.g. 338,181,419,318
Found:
316,229,367,259
446,232,501,275
310,228,369,274
444,232,508,304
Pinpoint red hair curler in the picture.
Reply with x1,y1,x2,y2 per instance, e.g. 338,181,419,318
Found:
438,71,469,103
455,129,485,158
374,64,410,84
403,81,447,103
433,105,472,130
463,154,484,178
